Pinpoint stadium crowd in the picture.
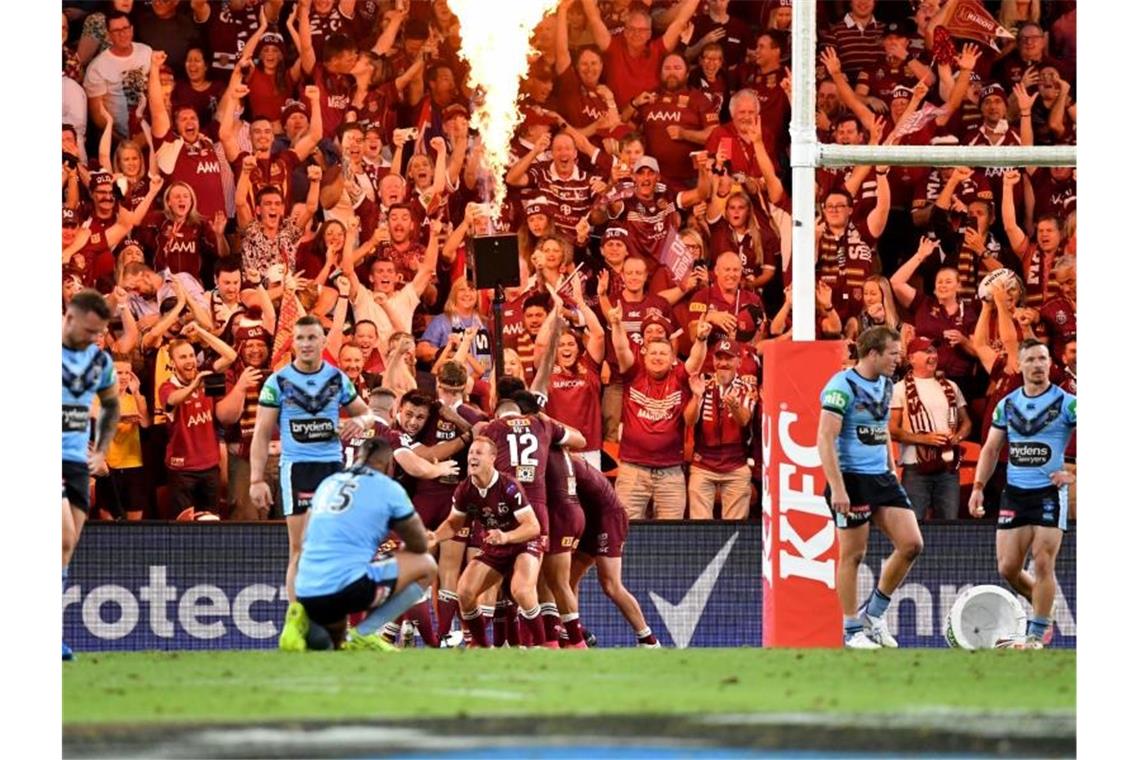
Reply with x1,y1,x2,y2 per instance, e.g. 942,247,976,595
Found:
60,0,1077,525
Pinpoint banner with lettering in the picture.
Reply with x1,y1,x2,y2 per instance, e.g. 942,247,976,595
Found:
761,341,846,647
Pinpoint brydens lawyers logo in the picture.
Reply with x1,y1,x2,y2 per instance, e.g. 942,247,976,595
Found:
649,532,738,649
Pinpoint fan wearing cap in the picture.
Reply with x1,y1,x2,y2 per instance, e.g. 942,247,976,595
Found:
968,82,1034,149
295,3,363,143
854,17,933,107
683,338,755,520
888,336,971,521
686,251,764,366
63,176,160,291
604,154,708,269
607,302,710,521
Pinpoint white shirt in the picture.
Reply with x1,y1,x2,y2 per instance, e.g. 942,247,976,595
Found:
82,43,153,140
352,282,420,351
890,376,966,466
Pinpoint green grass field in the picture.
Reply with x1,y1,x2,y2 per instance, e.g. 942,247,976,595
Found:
63,648,1075,726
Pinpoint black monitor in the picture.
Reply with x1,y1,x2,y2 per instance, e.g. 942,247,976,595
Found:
471,234,521,290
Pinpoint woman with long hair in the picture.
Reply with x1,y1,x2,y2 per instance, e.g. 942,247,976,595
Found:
844,275,910,345
172,47,225,136
153,182,228,285
418,278,491,381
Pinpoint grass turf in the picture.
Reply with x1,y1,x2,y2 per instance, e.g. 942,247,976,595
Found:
63,649,1075,726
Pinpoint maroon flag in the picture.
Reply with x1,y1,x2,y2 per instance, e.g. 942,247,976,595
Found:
942,0,1015,52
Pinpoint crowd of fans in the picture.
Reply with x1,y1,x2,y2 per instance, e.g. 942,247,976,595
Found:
61,0,1077,524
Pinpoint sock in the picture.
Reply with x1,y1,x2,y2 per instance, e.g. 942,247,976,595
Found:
505,601,520,647
405,600,440,648
843,616,864,640
865,589,891,619
62,567,68,593
436,590,460,640
520,605,546,646
305,622,333,651
462,608,489,647
356,582,430,636
480,604,495,638
380,621,401,643
1027,615,1051,640
562,613,583,645
540,602,562,642
492,601,509,647
635,627,657,646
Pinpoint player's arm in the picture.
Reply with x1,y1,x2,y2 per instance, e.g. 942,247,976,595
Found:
394,446,460,480
969,424,1007,517
92,383,122,465
429,504,467,547
391,511,430,554
817,399,849,513
249,403,279,486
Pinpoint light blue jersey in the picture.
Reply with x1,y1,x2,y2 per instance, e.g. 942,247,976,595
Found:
820,368,893,474
62,344,116,464
295,467,415,597
258,361,357,463
992,384,1076,490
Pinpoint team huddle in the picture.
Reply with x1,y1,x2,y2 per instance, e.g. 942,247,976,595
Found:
62,294,1075,655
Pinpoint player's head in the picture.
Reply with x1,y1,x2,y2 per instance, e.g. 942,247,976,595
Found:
356,434,394,474
496,375,526,402
292,315,326,364
1018,338,1051,383
63,289,112,349
437,361,469,399
368,386,397,423
494,398,521,418
511,390,541,415
467,436,497,479
398,389,436,436
856,325,901,377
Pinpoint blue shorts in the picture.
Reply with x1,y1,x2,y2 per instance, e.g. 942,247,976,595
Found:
280,460,342,518
998,483,1068,531
824,471,912,529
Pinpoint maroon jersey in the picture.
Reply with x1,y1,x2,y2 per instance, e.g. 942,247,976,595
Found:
312,63,356,140
481,413,569,533
1030,170,1077,221
636,88,718,187
691,373,754,474
526,157,606,240
411,404,488,528
600,293,675,367
731,65,790,161
204,0,261,78
619,360,691,468
159,378,220,471
545,447,585,554
153,219,216,281
158,132,227,221
554,67,610,131
610,189,680,265
571,456,628,558
687,286,764,347
339,418,413,470
707,218,779,284
232,149,301,212
911,294,980,381
1038,296,1076,364
449,471,533,536
546,355,603,451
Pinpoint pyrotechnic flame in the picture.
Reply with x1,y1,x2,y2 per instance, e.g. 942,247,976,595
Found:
449,0,560,215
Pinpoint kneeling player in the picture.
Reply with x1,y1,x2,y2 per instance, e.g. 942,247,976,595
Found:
429,437,546,648
970,338,1076,648
569,454,659,648
290,437,438,651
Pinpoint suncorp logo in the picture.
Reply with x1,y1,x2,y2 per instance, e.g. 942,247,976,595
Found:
63,566,284,641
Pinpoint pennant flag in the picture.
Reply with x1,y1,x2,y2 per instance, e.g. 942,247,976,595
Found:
271,291,301,371
658,226,694,285
942,0,1015,52
893,102,945,139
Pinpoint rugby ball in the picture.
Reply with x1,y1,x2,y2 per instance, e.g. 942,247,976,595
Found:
977,268,1016,303
944,584,1026,649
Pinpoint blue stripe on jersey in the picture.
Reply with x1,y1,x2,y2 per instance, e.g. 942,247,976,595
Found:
259,361,357,463
62,344,116,464
992,384,1076,490
820,368,893,474
295,467,415,597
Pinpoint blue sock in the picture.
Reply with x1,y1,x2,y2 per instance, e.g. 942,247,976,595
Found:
355,582,429,636
1027,615,1050,639
865,589,891,619
843,617,863,639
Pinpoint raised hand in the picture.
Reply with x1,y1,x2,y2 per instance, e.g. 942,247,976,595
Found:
916,235,938,260
1002,169,1021,187
819,46,842,77
1013,82,1038,112
688,372,707,397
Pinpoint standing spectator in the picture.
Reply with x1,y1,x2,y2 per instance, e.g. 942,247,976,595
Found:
76,1,136,69
685,0,752,69
817,178,890,322
83,10,152,140
687,42,730,121
687,251,765,353
993,21,1066,91
578,0,701,111
684,339,755,520
545,306,607,470
553,3,617,140
171,47,225,136
1037,255,1075,365
236,166,322,282
216,323,277,519
93,360,150,521
1001,170,1065,309
889,338,971,521
924,167,1009,298
191,0,274,81
133,0,202,74
732,33,791,165
608,305,710,521
151,182,228,286
506,130,609,241
821,0,884,84
417,279,493,383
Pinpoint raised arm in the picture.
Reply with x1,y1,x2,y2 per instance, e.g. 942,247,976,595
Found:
1000,170,1028,255
410,218,443,298
372,5,408,56
554,0,573,75
662,0,702,52
939,44,979,125
530,311,564,399
606,305,635,374
820,47,875,133
684,316,710,375
148,50,171,140
579,0,612,52
505,133,551,187
291,86,325,160
297,0,317,75
234,155,257,230
890,236,937,309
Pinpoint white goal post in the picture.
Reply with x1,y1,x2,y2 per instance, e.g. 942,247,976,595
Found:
789,2,1077,340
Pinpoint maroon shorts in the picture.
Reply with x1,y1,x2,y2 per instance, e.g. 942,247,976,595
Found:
547,501,585,555
578,507,628,558
413,492,454,531
475,536,544,577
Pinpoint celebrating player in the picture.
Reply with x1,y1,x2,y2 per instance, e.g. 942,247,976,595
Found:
818,326,923,649
429,437,544,648
969,338,1076,648
291,436,438,652
62,291,121,661
250,315,375,650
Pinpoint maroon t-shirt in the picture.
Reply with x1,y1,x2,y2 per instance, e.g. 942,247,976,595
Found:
602,34,669,111
911,293,980,380
1038,296,1076,364
481,413,568,532
160,378,220,471
159,132,227,221
610,190,680,265
546,354,603,452
636,88,718,187
691,374,754,473
619,360,691,468
554,67,610,131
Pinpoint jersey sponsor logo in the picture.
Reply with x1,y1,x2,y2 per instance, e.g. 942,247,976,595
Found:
630,387,684,423
855,424,888,446
822,389,849,413
289,418,337,443
165,239,198,255
644,110,682,123
561,536,578,549
1009,441,1051,467
63,405,89,433
184,410,214,427
195,161,222,174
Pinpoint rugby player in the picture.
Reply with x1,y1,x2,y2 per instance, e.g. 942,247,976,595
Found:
291,436,438,651
818,326,923,649
969,338,1076,648
62,291,121,660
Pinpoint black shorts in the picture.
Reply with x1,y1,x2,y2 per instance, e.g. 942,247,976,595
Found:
299,574,393,627
999,483,1069,531
824,472,912,529
280,460,342,518
62,460,91,514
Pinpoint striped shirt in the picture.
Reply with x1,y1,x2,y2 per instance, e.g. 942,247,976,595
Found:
610,189,680,264
823,14,885,82
527,156,606,239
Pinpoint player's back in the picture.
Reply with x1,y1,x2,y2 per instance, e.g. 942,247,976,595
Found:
994,384,1076,490
572,456,623,518
483,413,567,529
62,343,116,463
261,361,357,463
545,446,582,517
296,467,414,597
820,368,892,474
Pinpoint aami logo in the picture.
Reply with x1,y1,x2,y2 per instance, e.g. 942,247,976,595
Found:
166,239,197,255
196,161,221,174
1009,441,1051,467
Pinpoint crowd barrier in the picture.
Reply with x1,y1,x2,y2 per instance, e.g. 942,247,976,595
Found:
63,522,1076,650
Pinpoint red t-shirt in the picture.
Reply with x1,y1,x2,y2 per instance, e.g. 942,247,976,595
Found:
600,292,676,368
159,132,227,221
619,360,691,468
603,34,669,111
636,88,718,186
1038,296,1076,364
546,354,603,451
312,63,356,140
160,378,220,471
554,67,610,131
245,67,297,124
691,373,755,473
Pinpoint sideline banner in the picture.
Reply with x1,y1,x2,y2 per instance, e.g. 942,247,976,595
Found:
64,523,1075,651
761,341,847,647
